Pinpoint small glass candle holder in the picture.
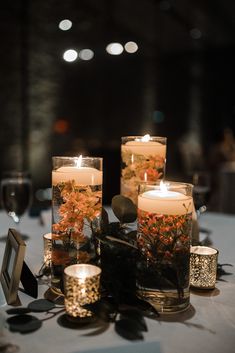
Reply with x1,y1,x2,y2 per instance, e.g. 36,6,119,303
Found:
43,233,52,267
136,181,193,313
121,135,167,204
51,156,103,293
190,246,218,289
64,264,101,318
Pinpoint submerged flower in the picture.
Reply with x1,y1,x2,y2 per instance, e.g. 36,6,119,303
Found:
52,180,102,238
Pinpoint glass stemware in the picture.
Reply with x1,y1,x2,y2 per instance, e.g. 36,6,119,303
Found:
192,171,212,246
192,171,211,216
0,171,32,235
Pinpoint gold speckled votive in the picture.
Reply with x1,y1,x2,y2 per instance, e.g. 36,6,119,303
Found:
190,246,218,289
43,233,52,267
64,264,101,318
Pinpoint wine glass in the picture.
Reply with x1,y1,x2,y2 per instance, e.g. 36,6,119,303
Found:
192,171,212,245
192,171,211,215
0,171,32,238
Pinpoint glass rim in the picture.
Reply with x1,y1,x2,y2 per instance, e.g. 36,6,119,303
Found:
121,135,167,141
190,245,219,256
1,170,31,178
52,156,103,161
138,180,194,188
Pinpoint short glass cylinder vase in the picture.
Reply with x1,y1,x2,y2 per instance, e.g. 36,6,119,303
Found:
136,181,193,313
51,156,103,293
121,135,167,204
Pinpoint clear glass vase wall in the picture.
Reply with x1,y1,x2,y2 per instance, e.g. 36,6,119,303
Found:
136,181,193,313
121,135,167,204
51,156,103,293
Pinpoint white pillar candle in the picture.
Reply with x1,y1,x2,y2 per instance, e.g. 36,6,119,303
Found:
52,166,102,186
138,189,193,215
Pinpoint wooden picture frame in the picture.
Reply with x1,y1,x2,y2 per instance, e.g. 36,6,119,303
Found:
0,228,26,305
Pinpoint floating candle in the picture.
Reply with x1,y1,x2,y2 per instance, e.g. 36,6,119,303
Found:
138,189,193,215
122,137,166,157
52,166,102,186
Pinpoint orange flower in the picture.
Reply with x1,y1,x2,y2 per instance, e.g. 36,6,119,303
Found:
52,180,102,239
51,249,70,266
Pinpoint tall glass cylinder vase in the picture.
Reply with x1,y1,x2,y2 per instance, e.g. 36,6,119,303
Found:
51,156,102,293
121,135,167,204
136,181,193,313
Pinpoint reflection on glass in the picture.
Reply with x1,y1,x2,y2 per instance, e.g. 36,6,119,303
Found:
6,247,16,281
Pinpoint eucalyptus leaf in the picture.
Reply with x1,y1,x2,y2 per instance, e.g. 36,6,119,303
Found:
101,207,109,233
126,230,137,240
7,315,42,333
132,297,160,318
115,318,144,341
111,195,137,224
83,300,115,322
106,236,138,249
28,299,55,312
108,222,121,235
7,308,31,315
119,309,147,332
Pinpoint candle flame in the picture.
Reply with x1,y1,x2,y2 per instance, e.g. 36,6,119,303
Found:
160,180,168,193
75,155,83,168
141,134,151,142
144,171,148,182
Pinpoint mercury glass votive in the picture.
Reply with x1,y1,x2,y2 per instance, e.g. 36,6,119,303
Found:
43,233,52,267
190,246,218,289
64,264,101,318
121,135,167,204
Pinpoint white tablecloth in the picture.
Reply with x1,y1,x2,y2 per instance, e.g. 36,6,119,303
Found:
0,210,235,353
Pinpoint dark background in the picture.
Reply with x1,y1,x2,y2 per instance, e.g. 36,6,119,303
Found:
0,0,235,210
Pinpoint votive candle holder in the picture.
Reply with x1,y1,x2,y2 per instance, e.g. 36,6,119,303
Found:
64,264,101,318
43,233,52,267
190,246,218,289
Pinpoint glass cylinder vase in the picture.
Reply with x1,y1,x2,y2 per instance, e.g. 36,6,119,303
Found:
136,181,193,313
121,135,167,204
51,156,103,293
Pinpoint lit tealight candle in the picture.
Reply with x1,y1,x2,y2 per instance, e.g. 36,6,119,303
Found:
64,264,101,318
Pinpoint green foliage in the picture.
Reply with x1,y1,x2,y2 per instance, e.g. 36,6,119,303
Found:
111,195,137,224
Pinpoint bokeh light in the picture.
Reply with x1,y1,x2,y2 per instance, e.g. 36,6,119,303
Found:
124,41,138,53
63,49,78,62
79,49,94,61
106,42,124,55
59,19,72,31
